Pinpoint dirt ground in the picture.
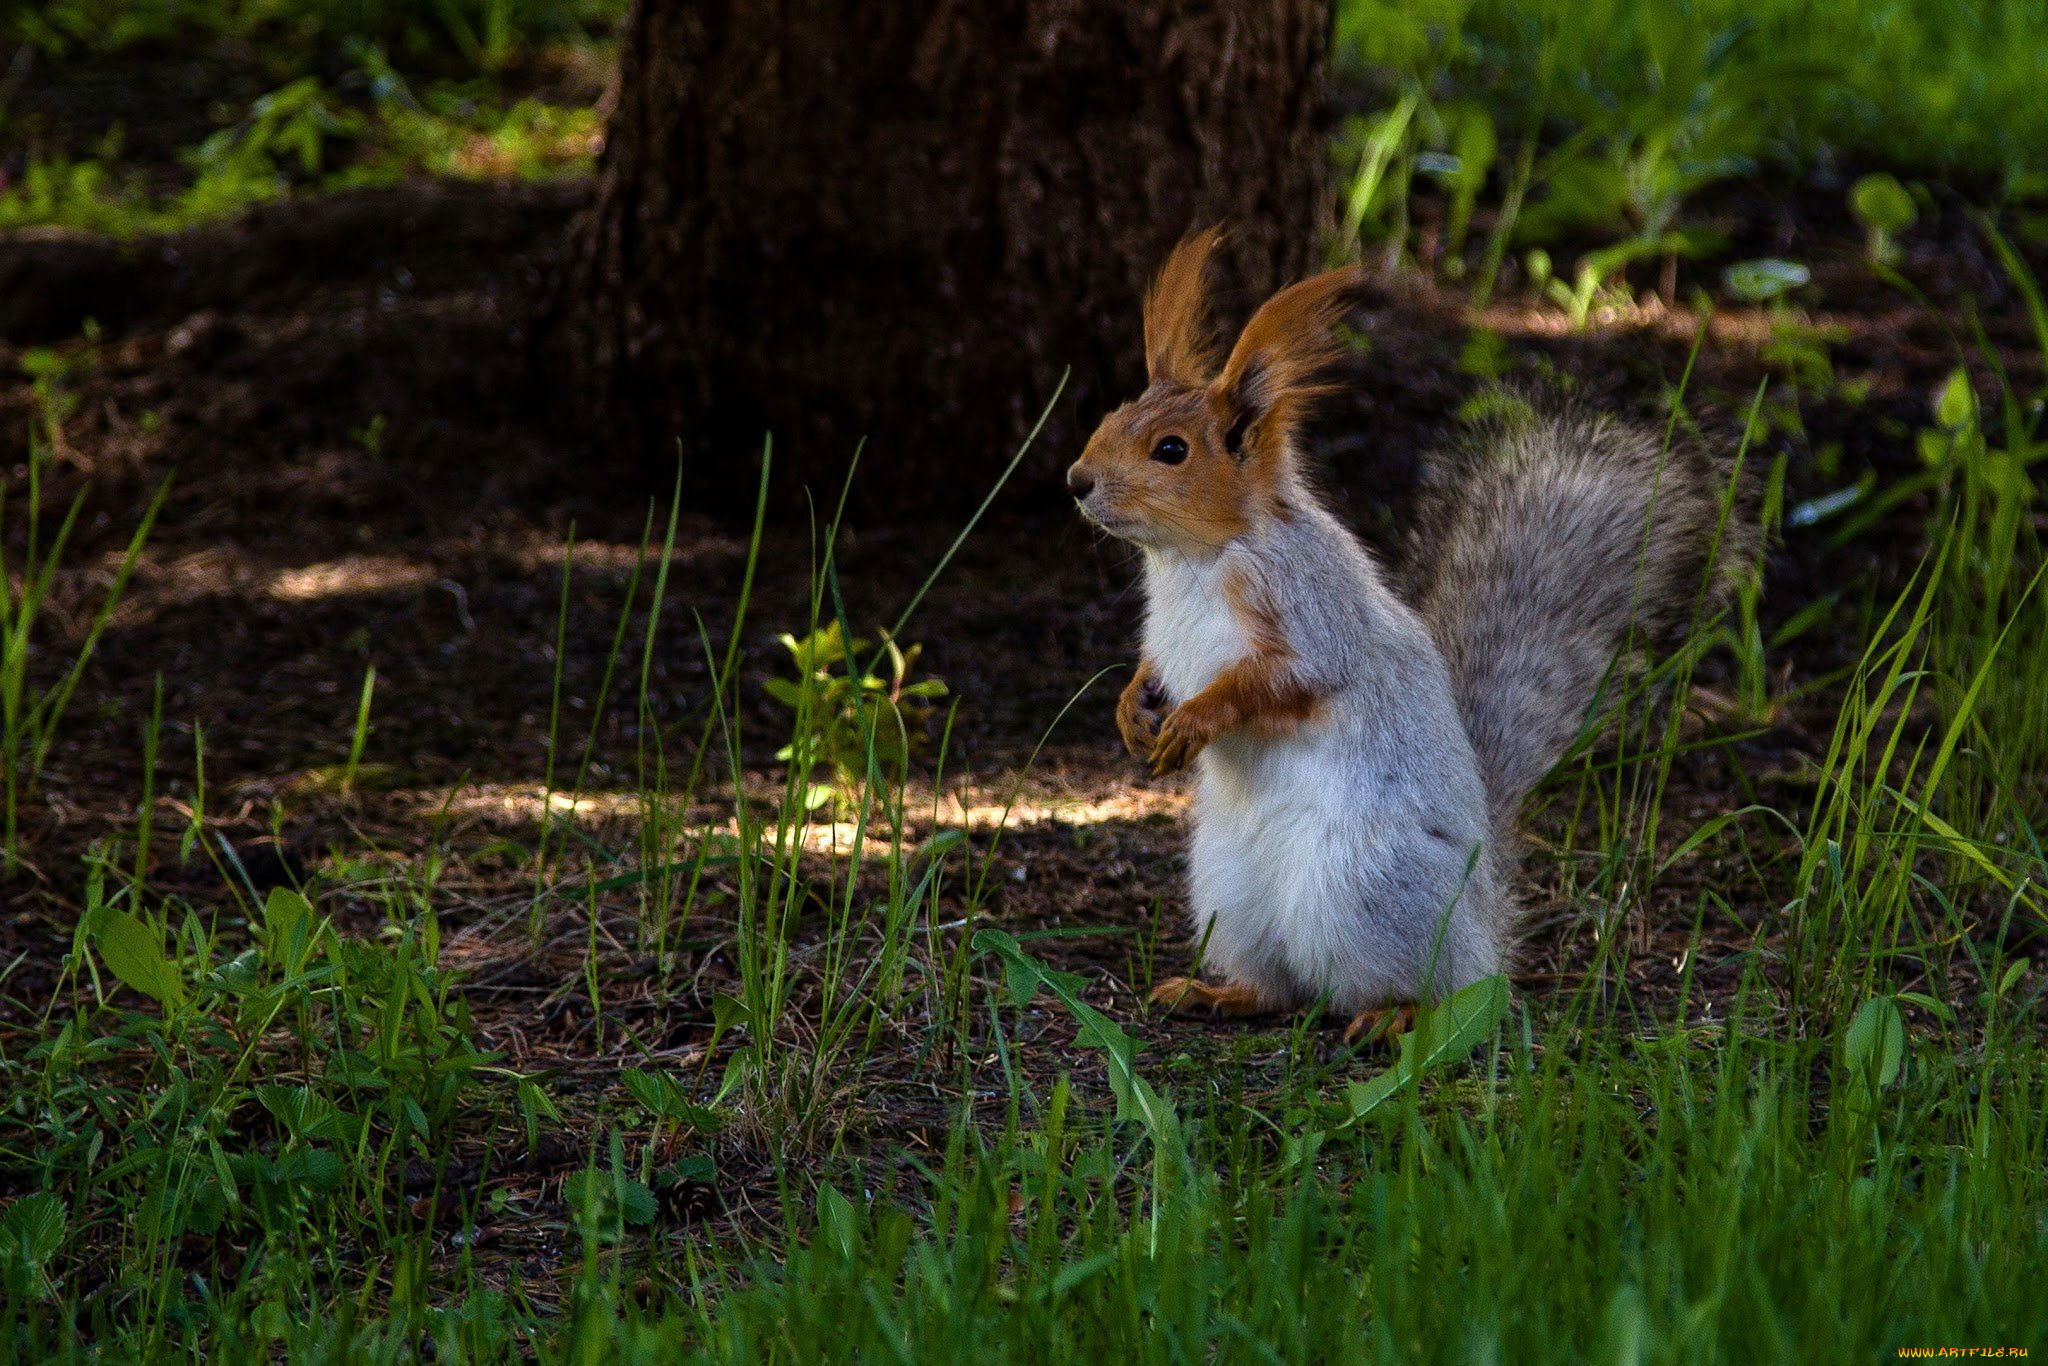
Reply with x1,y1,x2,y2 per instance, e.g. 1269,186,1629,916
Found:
1,176,2041,1260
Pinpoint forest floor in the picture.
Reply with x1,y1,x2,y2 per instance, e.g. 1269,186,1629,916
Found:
3,170,2043,1294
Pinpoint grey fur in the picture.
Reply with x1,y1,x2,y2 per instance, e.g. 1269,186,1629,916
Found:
1142,405,1753,1006
1145,484,1506,1007
1402,408,1759,833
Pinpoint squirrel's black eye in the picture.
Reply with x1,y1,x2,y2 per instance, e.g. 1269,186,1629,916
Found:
1150,435,1189,465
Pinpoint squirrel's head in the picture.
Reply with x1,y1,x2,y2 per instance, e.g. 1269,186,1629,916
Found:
1068,228,1362,554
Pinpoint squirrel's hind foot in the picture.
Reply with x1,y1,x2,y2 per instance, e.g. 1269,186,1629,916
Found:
1342,1003,1416,1048
1147,976,1272,1018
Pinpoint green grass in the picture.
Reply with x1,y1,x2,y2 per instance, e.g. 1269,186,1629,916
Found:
1338,0,2048,182
622,1019,2044,1362
1332,0,2048,302
2,350,163,865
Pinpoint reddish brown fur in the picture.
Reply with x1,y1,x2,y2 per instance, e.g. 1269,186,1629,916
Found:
1074,389,1251,553
1116,658,1163,759
1143,227,1225,385
1213,266,1361,462
1071,240,1365,558
1215,570,1325,734
1148,568,1323,774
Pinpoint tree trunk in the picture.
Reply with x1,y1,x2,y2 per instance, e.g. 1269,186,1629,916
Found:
557,0,1333,516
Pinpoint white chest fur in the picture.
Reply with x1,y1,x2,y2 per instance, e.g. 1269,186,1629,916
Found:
1142,549,1250,704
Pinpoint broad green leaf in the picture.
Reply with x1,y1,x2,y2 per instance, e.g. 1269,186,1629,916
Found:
565,1163,654,1227
1843,996,1905,1089
276,1147,343,1193
622,1068,670,1116
1402,973,1513,1069
817,1183,860,1261
622,1068,725,1132
1,1193,65,1269
263,886,311,967
972,930,1183,1159
616,1176,657,1226
257,1084,335,1140
91,910,181,1008
1344,974,1512,1125
563,1169,609,1225
208,949,264,997
708,995,752,1056
1917,428,1953,468
1895,990,1955,1023
400,1098,432,1141
182,1182,226,1236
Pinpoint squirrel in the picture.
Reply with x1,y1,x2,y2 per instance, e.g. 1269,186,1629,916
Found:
1067,228,1755,1043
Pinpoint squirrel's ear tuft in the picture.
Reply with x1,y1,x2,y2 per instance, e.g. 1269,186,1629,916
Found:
1143,226,1225,385
1212,266,1363,459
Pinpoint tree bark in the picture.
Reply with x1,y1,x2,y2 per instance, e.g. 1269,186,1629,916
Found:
557,0,1333,516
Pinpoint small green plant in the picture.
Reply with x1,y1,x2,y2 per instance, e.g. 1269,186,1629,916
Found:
1850,172,1918,265
0,51,605,238
340,664,376,795
1766,220,2048,1013
1721,257,1810,305
0,131,169,237
180,77,364,220
765,622,946,811
3,351,165,865
1554,232,1708,326
1695,431,1834,727
15,850,549,1351
1835,340,2043,556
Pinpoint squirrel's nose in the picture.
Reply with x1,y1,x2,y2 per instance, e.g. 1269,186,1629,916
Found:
1067,469,1095,501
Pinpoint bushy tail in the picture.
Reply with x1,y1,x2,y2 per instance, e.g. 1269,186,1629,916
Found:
1401,407,1758,832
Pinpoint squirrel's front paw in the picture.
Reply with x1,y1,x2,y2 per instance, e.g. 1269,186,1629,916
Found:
1150,697,1229,775
1117,675,1168,761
